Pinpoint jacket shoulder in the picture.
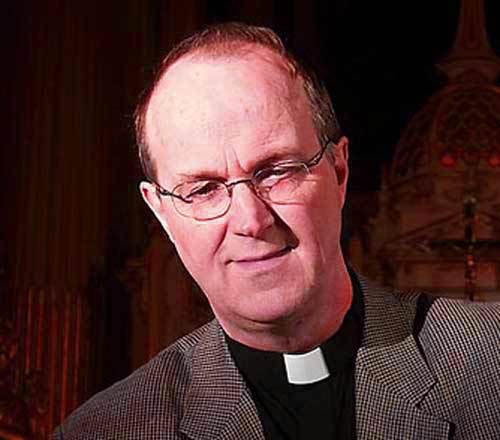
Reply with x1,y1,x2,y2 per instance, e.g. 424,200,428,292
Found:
356,274,425,344
420,297,499,356
418,299,500,438
54,320,218,439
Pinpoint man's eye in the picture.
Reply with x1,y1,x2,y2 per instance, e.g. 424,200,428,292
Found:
257,165,299,182
187,181,222,198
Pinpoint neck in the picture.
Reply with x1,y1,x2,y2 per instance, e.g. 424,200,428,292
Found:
220,265,353,353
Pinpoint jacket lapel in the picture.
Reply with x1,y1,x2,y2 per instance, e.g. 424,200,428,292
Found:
355,277,451,439
179,321,265,440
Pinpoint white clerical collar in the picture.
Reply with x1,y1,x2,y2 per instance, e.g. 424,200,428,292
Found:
283,347,330,385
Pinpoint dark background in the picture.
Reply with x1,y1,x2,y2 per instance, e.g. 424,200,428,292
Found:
2,1,499,193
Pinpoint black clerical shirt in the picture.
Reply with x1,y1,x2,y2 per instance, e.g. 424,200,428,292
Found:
226,273,364,440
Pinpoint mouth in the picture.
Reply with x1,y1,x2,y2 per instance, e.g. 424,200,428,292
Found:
232,245,293,264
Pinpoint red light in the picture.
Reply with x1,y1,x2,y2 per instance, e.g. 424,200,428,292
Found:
440,152,457,167
487,153,500,167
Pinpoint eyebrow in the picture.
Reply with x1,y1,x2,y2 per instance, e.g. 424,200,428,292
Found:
175,148,306,182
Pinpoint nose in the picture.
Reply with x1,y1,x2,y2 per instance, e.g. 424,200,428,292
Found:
227,181,275,237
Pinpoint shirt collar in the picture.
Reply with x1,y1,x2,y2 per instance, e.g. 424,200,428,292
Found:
226,268,364,389
283,347,329,384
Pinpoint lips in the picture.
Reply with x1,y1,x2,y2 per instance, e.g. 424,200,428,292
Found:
232,246,292,263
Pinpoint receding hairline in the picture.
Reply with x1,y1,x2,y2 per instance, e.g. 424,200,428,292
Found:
142,43,307,165
135,24,341,181
174,39,291,65
147,42,301,115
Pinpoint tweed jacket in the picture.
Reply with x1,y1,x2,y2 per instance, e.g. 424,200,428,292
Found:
54,277,500,439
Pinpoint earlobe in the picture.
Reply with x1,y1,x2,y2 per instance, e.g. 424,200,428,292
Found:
139,181,176,244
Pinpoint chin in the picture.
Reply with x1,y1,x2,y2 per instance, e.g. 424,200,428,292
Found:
239,293,308,326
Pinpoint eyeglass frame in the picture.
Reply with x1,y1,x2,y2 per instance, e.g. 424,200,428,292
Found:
147,139,336,220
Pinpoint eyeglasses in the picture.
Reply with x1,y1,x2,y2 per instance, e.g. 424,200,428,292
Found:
150,141,333,221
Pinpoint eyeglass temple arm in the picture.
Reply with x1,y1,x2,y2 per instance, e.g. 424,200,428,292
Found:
149,180,191,203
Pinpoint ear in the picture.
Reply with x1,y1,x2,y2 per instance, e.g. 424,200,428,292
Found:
332,136,349,202
139,181,176,245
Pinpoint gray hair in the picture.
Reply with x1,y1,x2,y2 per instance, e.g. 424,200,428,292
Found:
135,22,342,180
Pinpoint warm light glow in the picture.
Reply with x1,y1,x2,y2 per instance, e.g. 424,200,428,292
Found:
440,152,458,167
487,153,500,167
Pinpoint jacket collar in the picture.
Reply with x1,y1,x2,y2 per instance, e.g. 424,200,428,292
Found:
356,275,435,403
354,275,451,439
179,321,264,440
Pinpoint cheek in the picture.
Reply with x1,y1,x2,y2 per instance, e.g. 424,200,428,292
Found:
283,183,342,256
168,217,226,269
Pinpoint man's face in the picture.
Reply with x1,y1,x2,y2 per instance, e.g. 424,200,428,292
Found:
141,48,349,340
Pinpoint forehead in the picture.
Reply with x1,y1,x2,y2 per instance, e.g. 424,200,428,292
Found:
145,47,316,181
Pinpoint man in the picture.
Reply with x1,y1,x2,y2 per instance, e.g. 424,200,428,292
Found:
55,23,499,439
